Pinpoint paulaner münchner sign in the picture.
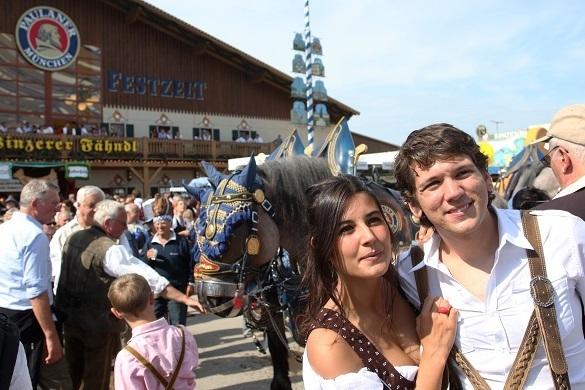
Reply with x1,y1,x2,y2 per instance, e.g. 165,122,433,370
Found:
15,6,81,71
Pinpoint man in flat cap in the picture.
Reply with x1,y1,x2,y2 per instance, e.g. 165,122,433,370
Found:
531,103,585,219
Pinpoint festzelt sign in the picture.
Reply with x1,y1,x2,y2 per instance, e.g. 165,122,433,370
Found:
107,70,206,100
15,6,81,71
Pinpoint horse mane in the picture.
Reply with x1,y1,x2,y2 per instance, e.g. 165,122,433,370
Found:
258,156,331,258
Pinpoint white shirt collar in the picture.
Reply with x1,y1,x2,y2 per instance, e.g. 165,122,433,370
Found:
554,175,585,199
151,231,177,245
408,208,532,273
13,210,43,229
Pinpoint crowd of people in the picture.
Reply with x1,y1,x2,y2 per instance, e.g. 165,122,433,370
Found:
234,132,264,143
0,121,112,136
0,184,204,390
1,120,278,146
1,103,585,389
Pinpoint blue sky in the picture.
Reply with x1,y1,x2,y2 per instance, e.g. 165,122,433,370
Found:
145,0,585,145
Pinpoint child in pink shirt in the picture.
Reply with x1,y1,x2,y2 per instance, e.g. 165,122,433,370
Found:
108,274,198,389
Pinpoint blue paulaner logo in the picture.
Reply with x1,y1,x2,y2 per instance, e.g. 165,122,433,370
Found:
15,6,80,71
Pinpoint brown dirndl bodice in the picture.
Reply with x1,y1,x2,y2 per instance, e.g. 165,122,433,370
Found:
307,308,416,389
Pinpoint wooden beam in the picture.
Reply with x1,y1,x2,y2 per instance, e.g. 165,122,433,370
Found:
142,166,162,197
192,41,209,56
249,69,269,84
125,5,142,24
128,166,144,182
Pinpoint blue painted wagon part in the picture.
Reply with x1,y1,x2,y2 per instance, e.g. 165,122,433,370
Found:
313,117,366,175
267,129,306,160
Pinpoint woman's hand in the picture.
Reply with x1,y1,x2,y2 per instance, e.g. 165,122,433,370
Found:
416,225,434,244
146,248,157,260
416,296,457,361
414,296,458,390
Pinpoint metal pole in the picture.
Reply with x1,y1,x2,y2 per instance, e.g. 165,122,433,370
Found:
491,120,503,137
304,0,314,149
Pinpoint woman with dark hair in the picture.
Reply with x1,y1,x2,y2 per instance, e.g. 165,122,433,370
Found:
143,194,194,325
301,175,457,389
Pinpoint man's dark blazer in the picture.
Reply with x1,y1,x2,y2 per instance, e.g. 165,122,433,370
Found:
532,186,585,220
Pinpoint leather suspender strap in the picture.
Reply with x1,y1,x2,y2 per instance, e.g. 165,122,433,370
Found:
124,326,186,389
167,327,186,389
411,245,428,305
521,212,571,389
124,344,169,386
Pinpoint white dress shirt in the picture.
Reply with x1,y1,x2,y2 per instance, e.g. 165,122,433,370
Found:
396,208,585,389
49,217,83,293
103,244,169,295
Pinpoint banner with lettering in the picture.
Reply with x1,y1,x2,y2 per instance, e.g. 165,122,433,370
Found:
0,163,12,180
65,163,90,180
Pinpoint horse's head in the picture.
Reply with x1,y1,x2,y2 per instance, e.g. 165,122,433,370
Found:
192,156,280,317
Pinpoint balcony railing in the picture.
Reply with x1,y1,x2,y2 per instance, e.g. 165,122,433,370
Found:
0,134,273,161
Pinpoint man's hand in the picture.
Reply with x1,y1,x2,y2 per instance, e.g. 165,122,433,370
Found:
43,333,63,364
161,284,207,313
30,292,64,364
184,295,206,314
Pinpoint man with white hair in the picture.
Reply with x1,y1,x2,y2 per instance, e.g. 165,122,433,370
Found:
50,185,105,290
55,200,204,390
121,202,148,257
0,180,62,387
54,209,73,228
532,103,585,220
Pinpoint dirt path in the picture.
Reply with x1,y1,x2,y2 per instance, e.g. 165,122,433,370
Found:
186,312,304,389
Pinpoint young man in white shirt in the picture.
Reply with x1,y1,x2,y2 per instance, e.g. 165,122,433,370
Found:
394,123,585,388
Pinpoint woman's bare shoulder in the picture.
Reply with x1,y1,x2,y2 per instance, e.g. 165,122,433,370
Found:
305,327,363,378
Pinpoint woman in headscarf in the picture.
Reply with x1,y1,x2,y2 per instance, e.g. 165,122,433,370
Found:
143,195,194,325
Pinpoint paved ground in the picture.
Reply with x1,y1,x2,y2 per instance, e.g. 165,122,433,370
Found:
186,311,304,390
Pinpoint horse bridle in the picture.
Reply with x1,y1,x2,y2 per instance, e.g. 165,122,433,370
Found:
195,172,277,316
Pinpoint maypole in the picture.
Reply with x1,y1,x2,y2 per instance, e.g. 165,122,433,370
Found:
303,0,314,149
291,0,328,152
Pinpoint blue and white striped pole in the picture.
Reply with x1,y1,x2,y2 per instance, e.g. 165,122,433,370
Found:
304,0,314,150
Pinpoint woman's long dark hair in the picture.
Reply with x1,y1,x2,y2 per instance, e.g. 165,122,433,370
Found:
300,175,400,336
